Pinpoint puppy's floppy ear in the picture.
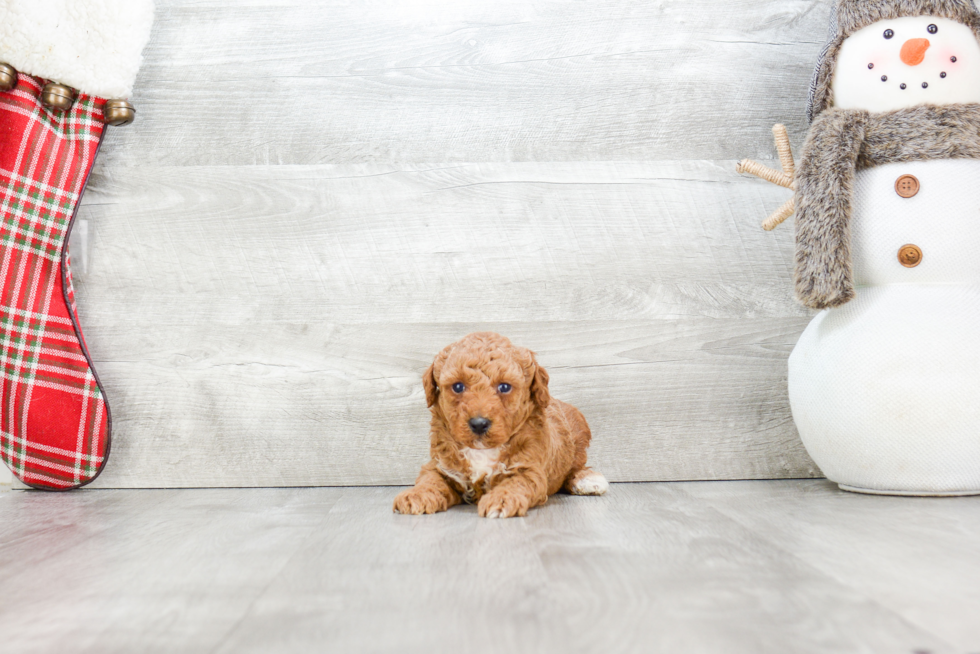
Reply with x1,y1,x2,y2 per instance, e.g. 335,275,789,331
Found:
423,363,439,408
528,350,551,410
423,346,451,408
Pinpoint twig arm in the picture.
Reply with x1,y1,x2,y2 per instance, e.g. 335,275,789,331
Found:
773,124,794,178
736,159,794,189
736,123,798,229
762,197,795,231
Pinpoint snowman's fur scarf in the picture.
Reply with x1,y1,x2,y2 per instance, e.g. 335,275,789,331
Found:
795,109,866,309
859,102,980,164
810,0,980,119
795,103,980,308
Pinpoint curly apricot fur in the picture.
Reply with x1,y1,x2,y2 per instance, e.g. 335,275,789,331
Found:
394,332,605,518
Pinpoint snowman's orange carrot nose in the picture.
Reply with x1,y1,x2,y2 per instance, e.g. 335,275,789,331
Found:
901,38,931,65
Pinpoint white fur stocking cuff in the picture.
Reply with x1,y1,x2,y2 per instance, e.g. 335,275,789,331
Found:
0,0,154,99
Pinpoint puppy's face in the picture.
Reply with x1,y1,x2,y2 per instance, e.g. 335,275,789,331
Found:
424,332,550,450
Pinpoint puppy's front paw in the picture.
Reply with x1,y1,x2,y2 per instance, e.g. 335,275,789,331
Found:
478,490,530,519
393,489,449,515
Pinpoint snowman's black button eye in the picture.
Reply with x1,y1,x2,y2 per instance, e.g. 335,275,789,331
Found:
868,63,875,69
900,83,908,89
941,71,947,78
952,56,958,62
922,82,929,88
881,75,888,81
884,29,895,39
452,382,465,393
928,24,938,34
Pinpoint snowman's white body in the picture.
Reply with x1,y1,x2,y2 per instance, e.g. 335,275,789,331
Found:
789,159,980,494
786,15,980,494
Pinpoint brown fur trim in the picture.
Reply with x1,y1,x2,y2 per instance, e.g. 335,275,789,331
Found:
795,103,980,309
836,0,980,37
859,102,980,166
810,37,846,122
795,109,868,309
810,0,980,118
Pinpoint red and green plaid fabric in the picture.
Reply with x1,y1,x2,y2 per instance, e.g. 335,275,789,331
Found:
0,74,110,490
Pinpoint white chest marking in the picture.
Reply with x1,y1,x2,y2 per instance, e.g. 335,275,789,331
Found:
439,447,507,503
462,447,502,481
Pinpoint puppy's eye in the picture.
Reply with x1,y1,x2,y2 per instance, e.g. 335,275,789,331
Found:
497,383,512,394
451,382,465,394
884,29,895,39
928,24,938,34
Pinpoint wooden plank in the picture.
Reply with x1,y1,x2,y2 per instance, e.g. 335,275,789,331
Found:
76,162,807,325
210,487,553,653
683,479,980,653
100,0,829,167
518,483,961,654
0,489,345,654
85,318,817,487
0,484,963,653
71,162,817,487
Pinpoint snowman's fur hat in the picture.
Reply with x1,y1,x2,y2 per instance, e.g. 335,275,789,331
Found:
807,0,980,121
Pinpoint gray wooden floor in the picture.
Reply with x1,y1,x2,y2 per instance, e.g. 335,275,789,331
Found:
1,481,977,654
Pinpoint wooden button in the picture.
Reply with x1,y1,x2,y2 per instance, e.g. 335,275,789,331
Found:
898,244,923,268
895,174,920,198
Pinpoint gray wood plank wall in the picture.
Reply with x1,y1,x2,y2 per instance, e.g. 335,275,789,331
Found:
73,0,832,487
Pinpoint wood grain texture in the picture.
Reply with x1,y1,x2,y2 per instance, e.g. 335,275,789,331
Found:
78,162,806,325
0,482,973,653
682,481,980,653
53,0,839,487
99,0,829,167
74,162,817,487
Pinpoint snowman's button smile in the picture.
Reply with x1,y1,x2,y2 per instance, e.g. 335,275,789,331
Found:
833,17,980,112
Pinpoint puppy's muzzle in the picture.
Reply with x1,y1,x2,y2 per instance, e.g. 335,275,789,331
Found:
468,417,491,436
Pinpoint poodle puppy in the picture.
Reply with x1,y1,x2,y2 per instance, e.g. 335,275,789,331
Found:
393,332,607,519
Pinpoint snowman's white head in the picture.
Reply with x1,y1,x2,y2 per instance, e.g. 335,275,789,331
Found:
807,0,980,120
833,16,980,111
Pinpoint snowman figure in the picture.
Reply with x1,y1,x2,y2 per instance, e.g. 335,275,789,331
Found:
741,0,980,495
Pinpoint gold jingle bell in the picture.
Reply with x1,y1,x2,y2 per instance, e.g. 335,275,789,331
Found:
0,63,17,91
102,99,136,126
41,83,75,111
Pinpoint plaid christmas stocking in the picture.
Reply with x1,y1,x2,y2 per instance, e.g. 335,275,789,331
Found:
0,0,153,489
0,76,111,489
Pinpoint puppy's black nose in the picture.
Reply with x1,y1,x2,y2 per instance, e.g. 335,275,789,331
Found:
468,417,491,436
